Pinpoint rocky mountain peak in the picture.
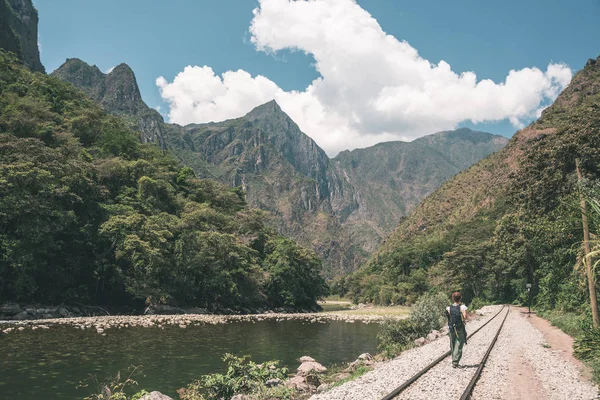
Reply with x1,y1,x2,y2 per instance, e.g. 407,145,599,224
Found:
244,99,283,120
0,0,45,73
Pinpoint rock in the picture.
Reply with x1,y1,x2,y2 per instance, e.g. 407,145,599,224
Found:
426,332,437,342
13,311,30,320
335,372,351,380
57,307,70,317
357,353,373,361
297,361,327,375
299,355,316,362
17,327,25,331
96,328,104,334
286,375,310,392
414,337,426,346
265,378,282,387
139,391,174,400
317,383,331,393
1,302,22,315
230,395,250,400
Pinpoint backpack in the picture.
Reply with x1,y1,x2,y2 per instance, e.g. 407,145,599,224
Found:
448,304,464,328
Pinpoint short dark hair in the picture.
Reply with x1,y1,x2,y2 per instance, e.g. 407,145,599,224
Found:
452,292,462,303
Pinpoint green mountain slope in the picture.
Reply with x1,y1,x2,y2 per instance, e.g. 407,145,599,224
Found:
52,59,507,277
345,56,600,309
0,50,327,311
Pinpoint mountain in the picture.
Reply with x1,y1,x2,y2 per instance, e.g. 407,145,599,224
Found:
0,0,44,73
51,59,508,276
332,130,508,239
346,56,600,308
52,59,167,147
0,49,329,311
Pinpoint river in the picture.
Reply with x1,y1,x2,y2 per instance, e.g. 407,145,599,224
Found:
0,318,380,399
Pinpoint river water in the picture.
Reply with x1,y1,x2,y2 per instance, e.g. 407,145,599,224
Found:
0,318,380,399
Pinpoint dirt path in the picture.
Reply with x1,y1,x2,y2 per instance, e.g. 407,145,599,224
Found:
523,307,593,381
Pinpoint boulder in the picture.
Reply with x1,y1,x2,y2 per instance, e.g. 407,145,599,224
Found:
231,395,250,400
13,311,30,320
57,307,70,317
286,375,310,392
1,302,22,315
414,337,426,346
297,361,327,376
357,353,373,361
426,332,437,342
299,355,316,362
265,378,282,387
139,392,174,400
317,383,331,393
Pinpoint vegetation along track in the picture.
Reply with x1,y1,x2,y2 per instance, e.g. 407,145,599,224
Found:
381,305,510,400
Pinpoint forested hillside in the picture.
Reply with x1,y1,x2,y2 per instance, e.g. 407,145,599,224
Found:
52,59,508,277
0,51,327,311
344,56,600,312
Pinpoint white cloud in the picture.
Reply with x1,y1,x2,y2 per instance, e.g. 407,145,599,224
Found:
157,0,572,156
105,66,116,74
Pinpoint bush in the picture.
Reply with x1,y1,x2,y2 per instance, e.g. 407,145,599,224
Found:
377,319,422,359
468,297,487,312
409,292,449,333
178,353,292,400
377,292,449,358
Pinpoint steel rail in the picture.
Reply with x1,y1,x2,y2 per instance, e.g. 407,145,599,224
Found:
379,305,507,400
459,305,510,400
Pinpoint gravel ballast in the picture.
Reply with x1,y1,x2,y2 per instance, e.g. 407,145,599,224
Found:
311,305,505,400
311,305,599,400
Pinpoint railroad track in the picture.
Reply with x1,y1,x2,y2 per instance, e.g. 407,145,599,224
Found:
380,305,510,400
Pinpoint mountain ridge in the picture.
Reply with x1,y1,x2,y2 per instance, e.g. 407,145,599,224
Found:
51,57,508,276
346,55,600,306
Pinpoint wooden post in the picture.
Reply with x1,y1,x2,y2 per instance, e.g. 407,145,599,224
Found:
576,158,600,328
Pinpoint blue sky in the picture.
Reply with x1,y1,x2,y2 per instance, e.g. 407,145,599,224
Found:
34,0,600,155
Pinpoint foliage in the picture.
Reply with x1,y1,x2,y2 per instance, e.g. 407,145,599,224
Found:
178,353,292,400
408,292,448,333
377,292,448,358
0,50,327,310
343,58,600,316
79,365,148,400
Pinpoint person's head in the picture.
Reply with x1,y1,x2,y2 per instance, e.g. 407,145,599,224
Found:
451,292,462,303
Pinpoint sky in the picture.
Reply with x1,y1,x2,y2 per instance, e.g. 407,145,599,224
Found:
34,0,600,156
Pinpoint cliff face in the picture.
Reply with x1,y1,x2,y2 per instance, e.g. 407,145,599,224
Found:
0,0,44,73
53,58,508,277
51,59,167,147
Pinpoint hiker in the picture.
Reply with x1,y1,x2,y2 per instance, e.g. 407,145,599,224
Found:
446,291,468,368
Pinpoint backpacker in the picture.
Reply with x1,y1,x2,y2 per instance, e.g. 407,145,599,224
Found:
448,304,464,329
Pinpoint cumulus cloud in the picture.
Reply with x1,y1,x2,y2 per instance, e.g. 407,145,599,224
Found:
157,0,572,155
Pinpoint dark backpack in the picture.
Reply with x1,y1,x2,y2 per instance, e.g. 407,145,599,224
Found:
448,304,464,328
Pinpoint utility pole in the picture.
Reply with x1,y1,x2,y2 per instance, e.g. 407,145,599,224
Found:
576,158,600,328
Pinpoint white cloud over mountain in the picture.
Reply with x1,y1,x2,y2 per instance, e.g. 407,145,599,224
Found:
157,0,572,155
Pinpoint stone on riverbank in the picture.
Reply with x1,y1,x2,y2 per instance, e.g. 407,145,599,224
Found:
297,361,327,375
139,391,173,400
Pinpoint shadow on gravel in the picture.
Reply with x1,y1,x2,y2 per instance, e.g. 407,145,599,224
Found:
458,364,480,369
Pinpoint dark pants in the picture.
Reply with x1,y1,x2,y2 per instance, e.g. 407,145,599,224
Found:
449,326,466,366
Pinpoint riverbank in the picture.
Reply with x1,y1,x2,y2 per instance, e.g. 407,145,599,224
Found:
0,310,407,334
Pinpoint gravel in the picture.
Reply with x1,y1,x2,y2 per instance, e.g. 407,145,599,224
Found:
472,309,598,400
310,305,505,400
311,305,599,400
